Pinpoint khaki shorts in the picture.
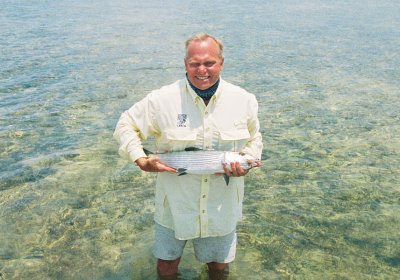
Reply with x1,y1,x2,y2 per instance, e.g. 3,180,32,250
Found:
153,223,237,263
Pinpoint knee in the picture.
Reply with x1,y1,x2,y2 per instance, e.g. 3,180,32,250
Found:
207,261,229,271
207,262,229,279
157,258,181,277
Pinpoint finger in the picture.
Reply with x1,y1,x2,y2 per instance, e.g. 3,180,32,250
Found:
230,162,238,177
153,158,176,173
223,163,232,176
147,157,169,172
235,162,247,176
157,162,177,173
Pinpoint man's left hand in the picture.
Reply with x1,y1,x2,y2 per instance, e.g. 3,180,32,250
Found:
223,162,248,177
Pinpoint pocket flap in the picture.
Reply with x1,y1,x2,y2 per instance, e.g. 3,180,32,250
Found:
219,129,250,140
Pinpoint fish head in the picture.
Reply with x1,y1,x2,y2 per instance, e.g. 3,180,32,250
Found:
223,152,256,170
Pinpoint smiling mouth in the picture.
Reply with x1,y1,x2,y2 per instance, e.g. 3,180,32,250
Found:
196,76,210,80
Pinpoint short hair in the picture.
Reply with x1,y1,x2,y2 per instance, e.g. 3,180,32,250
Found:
185,33,224,58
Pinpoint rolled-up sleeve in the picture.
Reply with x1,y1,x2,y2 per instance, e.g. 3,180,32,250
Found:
113,94,158,163
241,94,263,160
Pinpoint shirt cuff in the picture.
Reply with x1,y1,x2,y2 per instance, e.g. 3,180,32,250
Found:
128,148,148,163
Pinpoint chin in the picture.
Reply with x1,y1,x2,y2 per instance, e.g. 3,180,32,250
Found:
193,83,208,90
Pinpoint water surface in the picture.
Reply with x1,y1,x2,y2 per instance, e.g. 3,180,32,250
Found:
1,0,399,279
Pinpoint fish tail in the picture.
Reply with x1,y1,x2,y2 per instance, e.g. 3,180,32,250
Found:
143,148,154,156
177,168,188,176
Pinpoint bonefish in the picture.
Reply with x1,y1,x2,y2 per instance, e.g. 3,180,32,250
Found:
144,147,261,185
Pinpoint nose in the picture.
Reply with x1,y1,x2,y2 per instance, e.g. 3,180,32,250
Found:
197,64,207,73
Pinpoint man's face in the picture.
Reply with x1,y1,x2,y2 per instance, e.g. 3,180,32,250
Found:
184,38,224,90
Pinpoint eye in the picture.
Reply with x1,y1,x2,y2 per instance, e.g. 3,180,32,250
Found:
204,61,216,67
189,62,200,68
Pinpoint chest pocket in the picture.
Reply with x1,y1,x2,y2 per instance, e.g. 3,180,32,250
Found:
163,129,198,151
218,129,250,152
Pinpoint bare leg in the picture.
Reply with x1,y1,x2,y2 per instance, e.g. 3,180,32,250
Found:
157,258,181,279
207,262,229,280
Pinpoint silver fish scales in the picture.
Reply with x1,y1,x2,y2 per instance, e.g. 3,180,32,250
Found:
148,149,260,184
158,150,225,174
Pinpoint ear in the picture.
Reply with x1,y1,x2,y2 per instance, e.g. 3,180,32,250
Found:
184,58,189,69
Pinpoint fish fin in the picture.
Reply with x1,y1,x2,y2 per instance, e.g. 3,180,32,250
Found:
177,168,188,176
223,174,230,185
184,147,203,152
143,148,154,156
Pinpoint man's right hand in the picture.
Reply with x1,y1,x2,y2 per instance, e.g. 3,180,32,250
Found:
135,157,177,173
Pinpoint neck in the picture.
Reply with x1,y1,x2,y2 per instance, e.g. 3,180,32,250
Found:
187,75,220,101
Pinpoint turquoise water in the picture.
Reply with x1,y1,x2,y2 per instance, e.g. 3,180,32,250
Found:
1,0,399,279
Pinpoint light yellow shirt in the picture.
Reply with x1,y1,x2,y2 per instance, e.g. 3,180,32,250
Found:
114,78,263,240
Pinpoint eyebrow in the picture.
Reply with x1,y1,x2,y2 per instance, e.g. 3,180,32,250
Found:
187,59,217,64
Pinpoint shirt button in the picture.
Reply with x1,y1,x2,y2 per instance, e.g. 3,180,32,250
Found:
202,210,206,213
204,178,208,182
202,194,206,198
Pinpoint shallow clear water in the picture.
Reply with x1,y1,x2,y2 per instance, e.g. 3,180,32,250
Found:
1,0,399,279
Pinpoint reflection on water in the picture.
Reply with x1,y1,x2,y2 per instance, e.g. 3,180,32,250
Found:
1,0,399,279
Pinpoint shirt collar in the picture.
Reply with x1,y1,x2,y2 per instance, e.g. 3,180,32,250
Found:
185,76,223,103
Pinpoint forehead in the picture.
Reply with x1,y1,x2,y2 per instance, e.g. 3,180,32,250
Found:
186,39,221,61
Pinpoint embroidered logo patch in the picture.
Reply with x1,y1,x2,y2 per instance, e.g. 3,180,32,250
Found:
177,114,188,127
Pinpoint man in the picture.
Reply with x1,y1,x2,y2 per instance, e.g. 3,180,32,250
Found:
114,33,263,279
